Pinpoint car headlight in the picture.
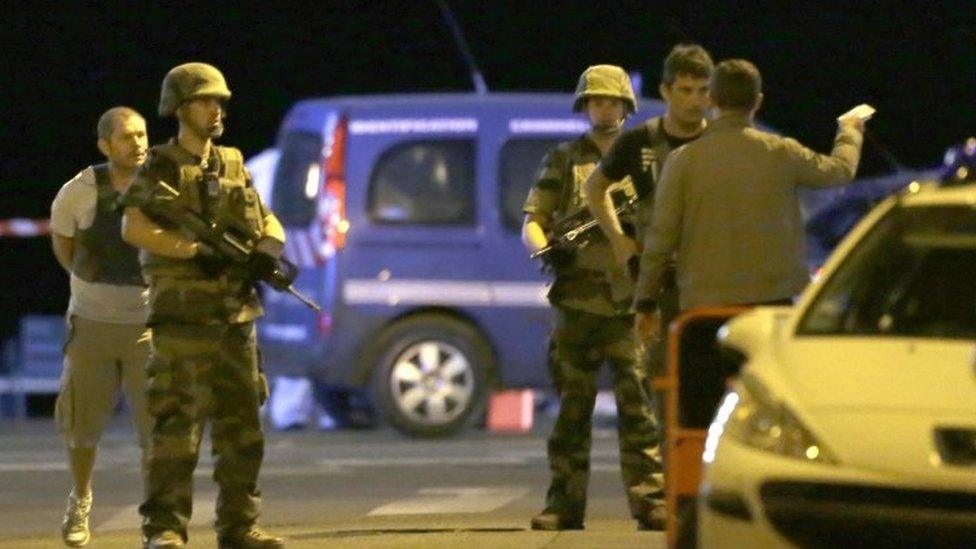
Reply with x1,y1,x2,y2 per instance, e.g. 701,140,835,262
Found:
703,375,837,465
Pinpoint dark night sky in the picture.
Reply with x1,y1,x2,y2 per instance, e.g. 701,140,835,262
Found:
1,1,975,332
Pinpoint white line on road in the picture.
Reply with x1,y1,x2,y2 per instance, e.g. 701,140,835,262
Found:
367,487,529,516
96,504,141,532
0,462,66,472
96,496,216,532
0,458,624,475
314,455,531,468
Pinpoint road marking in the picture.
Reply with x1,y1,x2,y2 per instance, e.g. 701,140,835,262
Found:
0,461,66,472
0,447,627,474
368,487,528,516
96,504,141,532
314,455,531,468
97,496,216,532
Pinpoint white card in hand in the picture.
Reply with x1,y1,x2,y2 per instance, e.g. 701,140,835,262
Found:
838,103,876,122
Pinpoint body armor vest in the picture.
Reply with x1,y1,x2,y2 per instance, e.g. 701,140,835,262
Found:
140,143,263,278
71,164,146,286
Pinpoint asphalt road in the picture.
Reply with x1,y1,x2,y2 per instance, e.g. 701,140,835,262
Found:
0,416,664,548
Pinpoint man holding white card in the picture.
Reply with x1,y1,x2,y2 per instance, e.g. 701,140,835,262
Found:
633,59,869,342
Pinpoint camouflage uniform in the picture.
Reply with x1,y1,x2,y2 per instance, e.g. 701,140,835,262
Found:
524,133,665,525
123,139,271,543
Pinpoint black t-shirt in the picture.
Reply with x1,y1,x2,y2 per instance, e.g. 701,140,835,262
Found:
660,121,698,150
599,117,700,198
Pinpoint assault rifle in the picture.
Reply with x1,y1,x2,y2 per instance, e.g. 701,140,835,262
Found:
148,180,321,311
530,189,637,261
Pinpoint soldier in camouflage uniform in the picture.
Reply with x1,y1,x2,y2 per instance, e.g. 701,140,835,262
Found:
522,65,666,531
121,63,285,549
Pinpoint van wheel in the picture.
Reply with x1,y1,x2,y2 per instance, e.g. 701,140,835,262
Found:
369,315,491,438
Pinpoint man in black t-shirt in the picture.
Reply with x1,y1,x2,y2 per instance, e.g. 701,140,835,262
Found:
585,44,714,268
584,44,713,382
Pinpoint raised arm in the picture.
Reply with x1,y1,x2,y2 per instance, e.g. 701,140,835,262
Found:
788,115,866,188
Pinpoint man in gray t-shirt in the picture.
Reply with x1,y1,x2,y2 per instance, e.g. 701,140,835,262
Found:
49,106,151,548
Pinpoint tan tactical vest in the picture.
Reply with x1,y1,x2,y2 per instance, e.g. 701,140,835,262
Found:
550,137,636,314
141,143,264,278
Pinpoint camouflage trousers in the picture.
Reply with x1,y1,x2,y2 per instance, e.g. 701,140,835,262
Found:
544,305,665,521
139,322,265,542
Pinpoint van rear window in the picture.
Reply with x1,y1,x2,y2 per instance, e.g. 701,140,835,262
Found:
272,131,322,226
499,139,562,231
368,140,476,225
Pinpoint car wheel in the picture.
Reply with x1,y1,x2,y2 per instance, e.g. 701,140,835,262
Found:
369,314,491,438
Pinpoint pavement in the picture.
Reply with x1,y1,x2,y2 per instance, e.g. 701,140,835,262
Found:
0,416,665,549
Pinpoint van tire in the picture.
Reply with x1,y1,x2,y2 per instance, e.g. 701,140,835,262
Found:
368,314,491,438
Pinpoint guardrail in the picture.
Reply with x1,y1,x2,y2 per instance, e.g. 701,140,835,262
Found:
0,315,65,419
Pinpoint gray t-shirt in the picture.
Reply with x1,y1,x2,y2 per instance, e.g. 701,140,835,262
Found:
50,167,149,324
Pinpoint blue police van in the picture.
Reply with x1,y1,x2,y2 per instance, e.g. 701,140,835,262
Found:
258,93,664,437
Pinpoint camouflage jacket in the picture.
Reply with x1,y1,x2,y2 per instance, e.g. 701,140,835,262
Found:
523,134,635,317
122,139,267,325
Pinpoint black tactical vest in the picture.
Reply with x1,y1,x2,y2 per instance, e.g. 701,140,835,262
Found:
71,164,146,287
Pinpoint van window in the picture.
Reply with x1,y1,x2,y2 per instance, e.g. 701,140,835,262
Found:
498,139,562,231
368,140,476,225
272,131,323,226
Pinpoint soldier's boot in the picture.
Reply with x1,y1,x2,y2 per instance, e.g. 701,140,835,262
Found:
636,505,668,531
143,530,185,548
530,509,584,531
217,525,285,549
61,490,92,547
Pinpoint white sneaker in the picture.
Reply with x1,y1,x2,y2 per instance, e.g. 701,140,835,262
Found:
61,490,92,547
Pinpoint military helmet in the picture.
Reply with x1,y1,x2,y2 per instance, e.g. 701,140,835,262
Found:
572,65,637,114
941,137,976,186
158,62,232,117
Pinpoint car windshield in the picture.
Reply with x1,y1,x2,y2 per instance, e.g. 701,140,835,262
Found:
799,203,976,338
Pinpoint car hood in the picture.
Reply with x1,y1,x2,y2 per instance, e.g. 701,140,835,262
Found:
757,338,976,481
770,337,976,414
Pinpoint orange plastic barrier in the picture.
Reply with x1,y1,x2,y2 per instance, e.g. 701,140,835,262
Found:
660,306,749,548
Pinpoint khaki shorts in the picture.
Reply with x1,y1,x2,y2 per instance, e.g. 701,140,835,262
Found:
55,315,153,449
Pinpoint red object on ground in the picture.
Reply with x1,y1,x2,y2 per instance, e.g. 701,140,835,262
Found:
486,389,534,432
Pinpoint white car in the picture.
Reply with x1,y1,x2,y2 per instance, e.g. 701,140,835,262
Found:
698,181,976,548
